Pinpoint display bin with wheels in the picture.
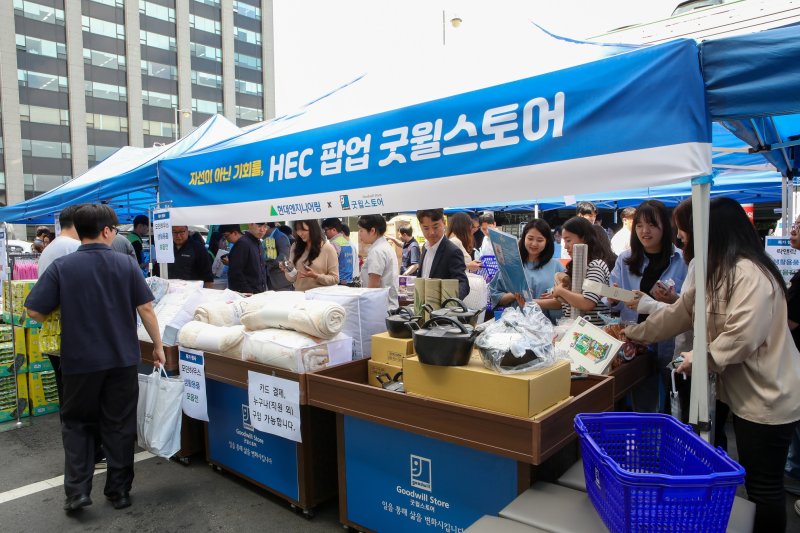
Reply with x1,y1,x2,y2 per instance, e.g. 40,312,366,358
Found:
306,359,614,533
139,341,204,464
202,350,338,516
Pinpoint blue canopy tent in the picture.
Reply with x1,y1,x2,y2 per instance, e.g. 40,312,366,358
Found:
0,114,243,225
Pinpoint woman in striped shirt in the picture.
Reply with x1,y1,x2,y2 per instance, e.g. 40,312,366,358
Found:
536,216,616,326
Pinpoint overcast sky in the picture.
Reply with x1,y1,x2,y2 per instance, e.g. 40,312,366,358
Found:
272,0,681,113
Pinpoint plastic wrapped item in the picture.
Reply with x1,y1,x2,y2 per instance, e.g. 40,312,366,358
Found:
475,303,560,374
242,330,353,372
145,276,170,304
554,317,575,343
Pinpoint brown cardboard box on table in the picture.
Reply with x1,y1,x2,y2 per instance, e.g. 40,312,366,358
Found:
367,360,403,388
404,353,571,418
371,332,415,366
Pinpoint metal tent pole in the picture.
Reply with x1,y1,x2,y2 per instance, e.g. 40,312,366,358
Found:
690,175,712,443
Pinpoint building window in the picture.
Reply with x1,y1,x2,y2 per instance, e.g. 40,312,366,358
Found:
235,80,262,97
24,174,70,197
86,113,128,132
235,27,261,46
236,105,263,122
84,48,126,70
88,145,119,163
194,0,220,7
82,15,126,40
85,81,127,101
20,105,69,126
191,43,222,61
15,35,66,59
191,70,222,89
192,98,222,115
234,52,261,70
140,30,176,51
142,90,177,109
141,60,177,80
139,1,175,22
190,14,221,34
18,70,68,92
14,0,65,25
21,140,71,159
91,0,124,7
142,120,174,138
233,1,261,21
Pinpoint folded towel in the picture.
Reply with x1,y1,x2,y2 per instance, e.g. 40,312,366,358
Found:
242,329,330,372
240,299,345,339
177,321,245,357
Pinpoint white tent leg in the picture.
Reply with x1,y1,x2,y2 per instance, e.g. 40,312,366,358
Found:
690,178,711,442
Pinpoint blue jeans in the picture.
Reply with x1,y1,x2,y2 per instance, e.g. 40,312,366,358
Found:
785,424,800,479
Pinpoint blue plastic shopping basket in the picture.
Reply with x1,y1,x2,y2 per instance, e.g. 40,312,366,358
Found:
574,413,745,533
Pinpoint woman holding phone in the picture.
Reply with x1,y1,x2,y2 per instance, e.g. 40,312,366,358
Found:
607,200,688,412
282,219,339,290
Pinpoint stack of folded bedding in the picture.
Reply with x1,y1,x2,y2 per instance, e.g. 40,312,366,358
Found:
177,321,246,358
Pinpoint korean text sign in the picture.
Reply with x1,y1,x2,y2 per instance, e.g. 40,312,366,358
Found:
247,371,302,443
153,209,174,263
179,347,208,422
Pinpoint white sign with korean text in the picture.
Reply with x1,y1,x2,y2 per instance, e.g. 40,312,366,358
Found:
178,347,208,421
247,371,302,443
766,236,797,282
153,209,174,263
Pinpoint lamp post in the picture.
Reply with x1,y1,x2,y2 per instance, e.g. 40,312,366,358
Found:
174,108,192,141
442,11,462,45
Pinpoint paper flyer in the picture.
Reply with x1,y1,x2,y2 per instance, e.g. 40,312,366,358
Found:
555,317,622,375
488,228,532,300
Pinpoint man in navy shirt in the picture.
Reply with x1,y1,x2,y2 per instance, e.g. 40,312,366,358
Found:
221,223,267,294
25,204,165,513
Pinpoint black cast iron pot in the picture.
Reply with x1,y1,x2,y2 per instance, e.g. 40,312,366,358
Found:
408,316,477,366
430,298,483,327
386,307,423,339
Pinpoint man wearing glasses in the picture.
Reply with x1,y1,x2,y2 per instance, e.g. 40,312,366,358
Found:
219,223,268,294
165,226,214,288
24,204,165,513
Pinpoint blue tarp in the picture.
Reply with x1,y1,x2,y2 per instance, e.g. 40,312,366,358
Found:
0,115,243,224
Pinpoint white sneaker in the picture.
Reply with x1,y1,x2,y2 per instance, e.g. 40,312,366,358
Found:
95,459,108,471
794,499,800,518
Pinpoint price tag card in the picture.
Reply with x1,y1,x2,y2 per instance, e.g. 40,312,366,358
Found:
179,347,208,421
247,371,302,443
153,209,174,263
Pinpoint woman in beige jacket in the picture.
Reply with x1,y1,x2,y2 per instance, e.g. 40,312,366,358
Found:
624,198,800,533
282,219,339,291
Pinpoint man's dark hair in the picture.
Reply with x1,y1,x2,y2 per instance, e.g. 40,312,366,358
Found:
398,226,413,237
132,214,149,228
267,222,278,228
341,223,350,237
576,201,597,216
36,226,50,237
73,204,119,240
416,208,444,222
479,213,495,225
218,224,242,235
321,217,343,233
620,207,636,220
59,204,81,230
357,214,386,235
278,225,293,238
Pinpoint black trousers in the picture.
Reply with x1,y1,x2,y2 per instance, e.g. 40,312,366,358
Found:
60,365,138,498
732,415,797,533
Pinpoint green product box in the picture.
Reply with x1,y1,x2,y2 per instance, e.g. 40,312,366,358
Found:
0,334,27,377
23,327,52,373
1,312,40,329
0,374,29,422
27,371,59,417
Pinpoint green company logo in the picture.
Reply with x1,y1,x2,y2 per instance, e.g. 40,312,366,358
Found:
270,206,278,217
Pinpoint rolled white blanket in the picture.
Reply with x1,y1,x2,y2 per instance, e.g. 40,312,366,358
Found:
240,299,345,339
242,329,330,372
178,321,245,357
194,300,242,326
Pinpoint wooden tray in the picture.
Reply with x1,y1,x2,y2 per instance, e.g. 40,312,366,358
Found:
307,359,614,464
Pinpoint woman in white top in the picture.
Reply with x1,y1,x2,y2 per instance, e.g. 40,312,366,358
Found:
446,212,481,273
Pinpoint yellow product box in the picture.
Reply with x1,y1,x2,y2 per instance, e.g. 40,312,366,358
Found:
24,327,53,373
404,354,571,418
27,370,59,416
0,374,29,422
371,332,415,366
0,327,27,377
367,360,403,388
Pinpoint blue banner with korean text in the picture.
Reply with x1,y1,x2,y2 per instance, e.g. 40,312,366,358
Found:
159,39,710,224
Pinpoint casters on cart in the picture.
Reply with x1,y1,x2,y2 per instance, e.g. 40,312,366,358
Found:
175,456,191,466
209,464,223,473
302,508,315,519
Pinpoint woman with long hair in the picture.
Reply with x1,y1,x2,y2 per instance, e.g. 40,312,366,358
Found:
446,212,482,272
536,216,616,326
624,198,800,533
282,219,339,290
608,200,688,412
490,219,565,319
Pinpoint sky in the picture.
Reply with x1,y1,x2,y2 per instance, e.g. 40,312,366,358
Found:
272,0,681,114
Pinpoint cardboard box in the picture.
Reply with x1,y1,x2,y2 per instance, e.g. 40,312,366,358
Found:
404,354,571,418
371,332,415,365
0,326,27,377
367,360,403,388
24,327,53,373
27,371,59,416
0,374,29,422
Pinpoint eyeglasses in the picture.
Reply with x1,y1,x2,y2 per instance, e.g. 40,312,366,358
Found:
172,230,188,235
792,223,800,232
109,225,118,234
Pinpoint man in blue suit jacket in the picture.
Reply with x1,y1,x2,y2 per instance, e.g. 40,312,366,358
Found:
416,208,470,300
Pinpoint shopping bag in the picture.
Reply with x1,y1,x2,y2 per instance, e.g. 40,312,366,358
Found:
670,369,685,421
137,367,184,458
